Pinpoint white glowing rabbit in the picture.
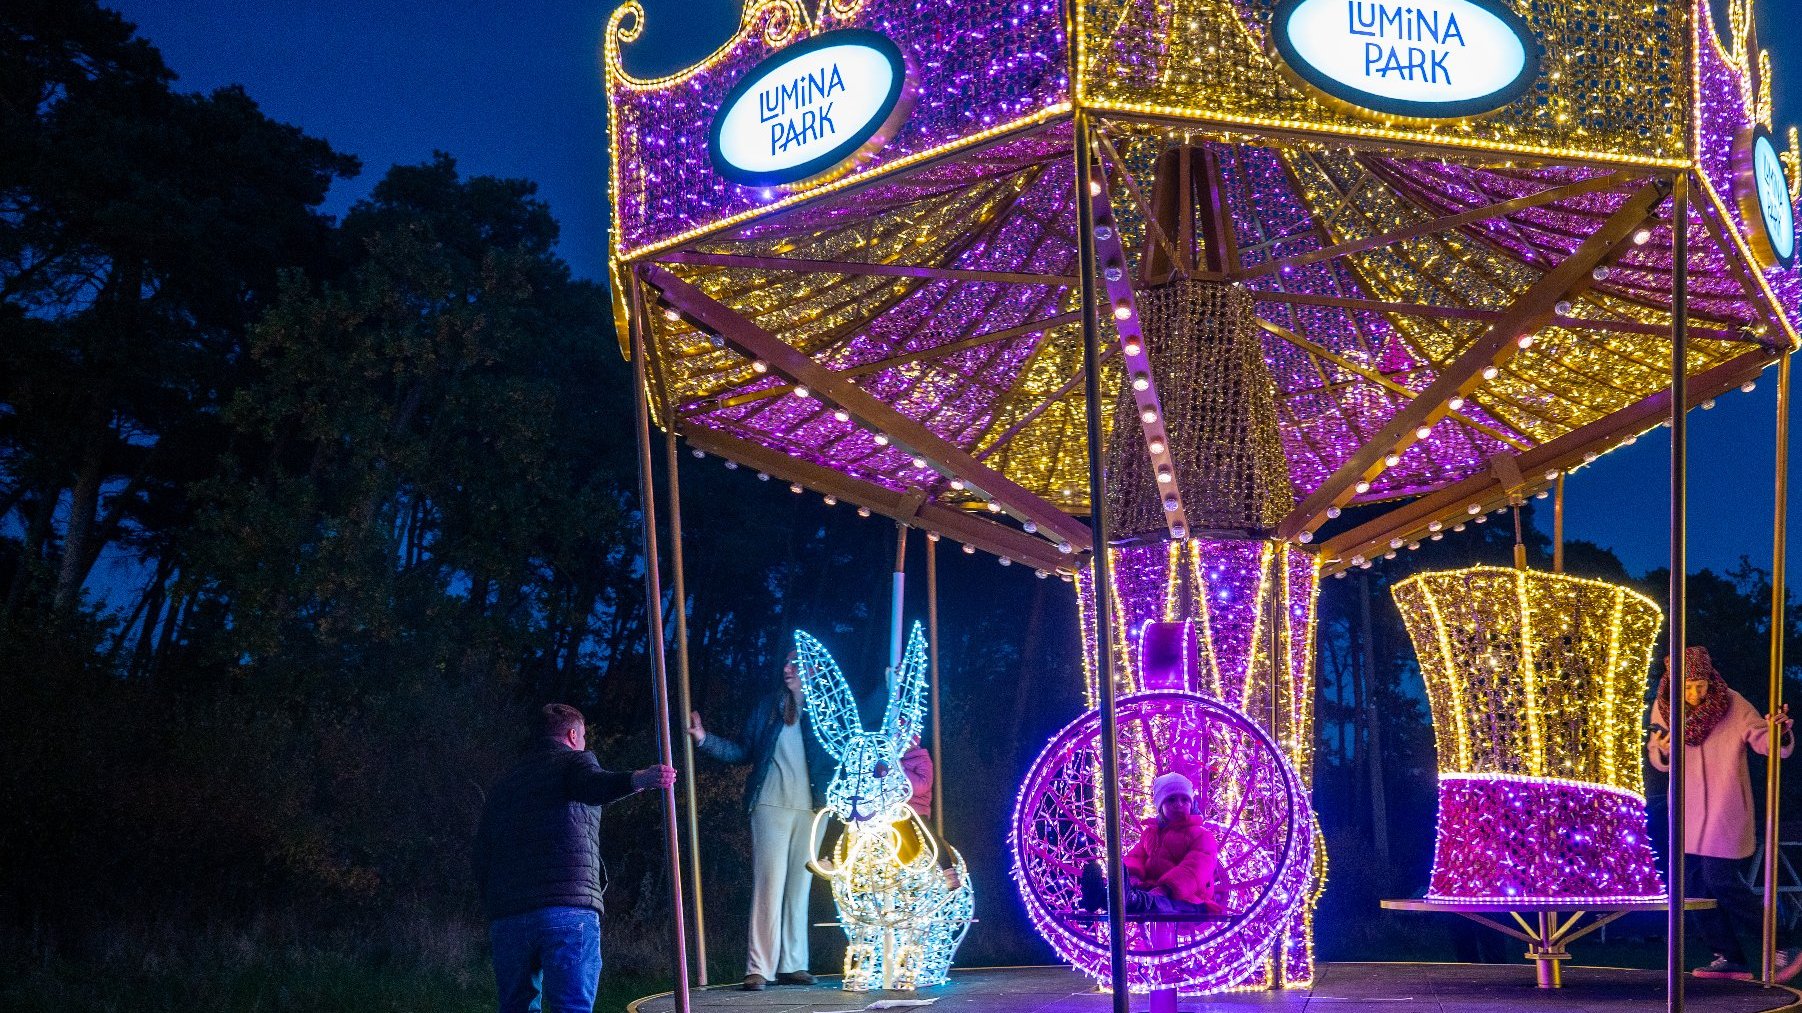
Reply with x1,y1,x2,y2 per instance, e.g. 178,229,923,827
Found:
796,621,973,991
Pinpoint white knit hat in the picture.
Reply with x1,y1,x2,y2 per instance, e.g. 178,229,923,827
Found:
1152,772,1194,812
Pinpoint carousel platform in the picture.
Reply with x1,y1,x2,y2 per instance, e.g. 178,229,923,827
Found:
627,962,1802,1012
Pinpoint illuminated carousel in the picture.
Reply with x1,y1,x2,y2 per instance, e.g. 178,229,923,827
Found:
605,0,1802,1008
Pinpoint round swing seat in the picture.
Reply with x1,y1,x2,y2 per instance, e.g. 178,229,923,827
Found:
1010,691,1314,994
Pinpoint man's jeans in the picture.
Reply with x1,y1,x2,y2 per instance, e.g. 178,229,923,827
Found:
490,906,601,1013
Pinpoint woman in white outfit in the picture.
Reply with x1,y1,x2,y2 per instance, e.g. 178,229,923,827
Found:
690,651,833,990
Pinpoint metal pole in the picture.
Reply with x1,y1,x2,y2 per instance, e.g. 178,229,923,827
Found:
1763,350,1792,981
1554,473,1566,574
1074,109,1131,1013
891,524,908,687
629,271,692,1010
663,429,708,987
1667,175,1689,1013
927,535,945,842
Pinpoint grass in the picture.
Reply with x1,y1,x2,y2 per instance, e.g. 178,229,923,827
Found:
0,913,670,1013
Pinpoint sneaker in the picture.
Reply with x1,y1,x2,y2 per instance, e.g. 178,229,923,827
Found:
1079,861,1107,912
1694,954,1754,980
1775,948,1802,983
775,970,816,985
742,973,768,991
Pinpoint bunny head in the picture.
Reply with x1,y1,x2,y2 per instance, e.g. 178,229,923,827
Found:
794,622,929,824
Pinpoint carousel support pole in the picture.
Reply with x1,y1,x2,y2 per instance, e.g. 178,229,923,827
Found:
927,535,945,842
629,271,693,1011
663,429,708,987
1554,473,1566,574
1668,175,1689,1013
1763,349,1792,982
890,525,908,688
1512,500,1527,570
1074,108,1131,1013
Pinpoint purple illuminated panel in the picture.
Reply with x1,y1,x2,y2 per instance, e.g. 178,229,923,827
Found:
1427,775,1664,903
609,0,1070,254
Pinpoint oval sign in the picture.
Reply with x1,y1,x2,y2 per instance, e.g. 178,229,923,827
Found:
710,29,914,189
1270,0,1539,121
1735,125,1797,269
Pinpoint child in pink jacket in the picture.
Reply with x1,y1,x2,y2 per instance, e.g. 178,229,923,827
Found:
1078,772,1224,915
1649,646,1797,980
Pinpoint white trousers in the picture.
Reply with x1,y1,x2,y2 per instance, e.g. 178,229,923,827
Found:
747,804,823,978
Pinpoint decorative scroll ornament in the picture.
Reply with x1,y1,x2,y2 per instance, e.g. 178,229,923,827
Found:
1269,0,1540,122
710,29,916,189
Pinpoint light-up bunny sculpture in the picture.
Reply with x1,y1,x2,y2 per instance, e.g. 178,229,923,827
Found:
796,621,973,991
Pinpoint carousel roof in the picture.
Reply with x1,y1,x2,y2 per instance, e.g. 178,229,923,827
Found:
606,0,1799,574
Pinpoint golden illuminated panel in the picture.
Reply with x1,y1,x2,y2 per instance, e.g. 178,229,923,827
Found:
974,318,1111,513
1392,566,1663,796
1284,149,1746,458
1077,0,1689,167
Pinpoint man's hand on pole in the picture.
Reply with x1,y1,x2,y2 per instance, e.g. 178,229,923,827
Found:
633,764,678,792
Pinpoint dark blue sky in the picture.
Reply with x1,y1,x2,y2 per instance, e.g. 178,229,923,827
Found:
113,0,1802,579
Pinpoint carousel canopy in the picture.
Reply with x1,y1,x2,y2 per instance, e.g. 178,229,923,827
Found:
605,0,1800,574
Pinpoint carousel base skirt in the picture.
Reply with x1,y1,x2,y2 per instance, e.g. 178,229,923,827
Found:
628,961,1799,1012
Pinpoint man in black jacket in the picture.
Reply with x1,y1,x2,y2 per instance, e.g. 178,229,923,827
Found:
475,703,676,1013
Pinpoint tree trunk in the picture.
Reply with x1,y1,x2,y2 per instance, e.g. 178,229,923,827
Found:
54,426,108,610
1358,574,1392,877
5,485,60,617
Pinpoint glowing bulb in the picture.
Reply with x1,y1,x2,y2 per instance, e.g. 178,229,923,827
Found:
752,359,769,373
795,386,811,398
1298,531,1314,544
1384,453,1400,467
1113,304,1132,321
1482,366,1500,380
874,434,890,446
1148,439,1166,455
1088,179,1102,196
1633,227,1652,245
1742,381,1757,393
1156,470,1174,484
1517,335,1535,349
834,409,850,422
1023,520,1037,533
857,506,872,517
1123,340,1142,356
962,544,976,555
1467,503,1482,514
823,495,837,506
949,479,966,491
1355,480,1371,494
663,307,680,322
790,483,803,494
1058,541,1073,554
912,457,928,469
1554,301,1572,316
1327,506,1341,519
1448,396,1465,410
986,501,1002,513
1141,408,1158,423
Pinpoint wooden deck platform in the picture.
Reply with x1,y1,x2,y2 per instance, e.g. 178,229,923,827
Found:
628,962,1801,1012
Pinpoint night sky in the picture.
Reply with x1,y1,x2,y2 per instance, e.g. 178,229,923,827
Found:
115,0,1802,580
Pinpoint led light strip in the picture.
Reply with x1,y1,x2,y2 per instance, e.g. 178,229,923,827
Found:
1087,166,1190,539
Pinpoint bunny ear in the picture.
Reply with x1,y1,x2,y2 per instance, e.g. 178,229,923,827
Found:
882,621,929,749
794,629,861,759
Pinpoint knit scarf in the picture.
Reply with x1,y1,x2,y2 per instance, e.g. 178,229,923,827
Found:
1656,647,1731,747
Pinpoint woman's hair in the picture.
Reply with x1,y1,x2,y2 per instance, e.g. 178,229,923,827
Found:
782,691,798,726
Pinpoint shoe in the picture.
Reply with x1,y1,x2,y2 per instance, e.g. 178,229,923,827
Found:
742,973,768,991
775,970,816,985
1079,861,1107,912
1694,954,1754,980
1775,948,1802,982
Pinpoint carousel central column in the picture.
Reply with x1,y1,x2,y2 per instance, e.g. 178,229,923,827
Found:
1074,145,1322,989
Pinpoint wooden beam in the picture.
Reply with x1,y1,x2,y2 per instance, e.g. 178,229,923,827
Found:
1245,290,1743,341
687,311,1082,414
678,423,1075,573
660,250,1077,287
1278,179,1671,539
1317,346,1776,572
1253,317,1532,451
645,264,1095,552
1235,172,1635,281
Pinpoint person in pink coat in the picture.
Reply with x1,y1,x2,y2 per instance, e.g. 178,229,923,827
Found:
1078,772,1224,914
1649,646,1798,980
